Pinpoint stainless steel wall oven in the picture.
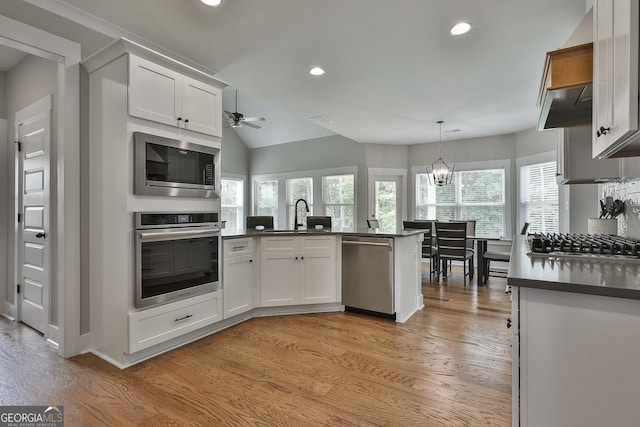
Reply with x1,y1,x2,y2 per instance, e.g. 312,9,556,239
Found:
135,212,220,308
134,132,220,198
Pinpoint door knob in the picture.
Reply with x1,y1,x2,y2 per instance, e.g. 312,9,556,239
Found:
35,232,46,239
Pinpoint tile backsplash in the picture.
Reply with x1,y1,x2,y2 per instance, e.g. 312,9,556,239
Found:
602,178,640,239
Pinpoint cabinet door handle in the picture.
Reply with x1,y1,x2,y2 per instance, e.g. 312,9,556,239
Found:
177,117,182,121
249,259,253,263
301,256,304,260
35,232,46,239
295,256,298,260
175,314,193,322
184,119,189,123
233,246,246,250
506,318,512,329
596,126,610,137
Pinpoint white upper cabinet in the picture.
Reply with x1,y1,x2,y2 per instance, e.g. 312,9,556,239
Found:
593,0,640,158
129,55,223,137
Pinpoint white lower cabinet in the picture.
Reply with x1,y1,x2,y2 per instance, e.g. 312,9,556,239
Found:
260,235,337,307
128,290,222,353
223,238,255,319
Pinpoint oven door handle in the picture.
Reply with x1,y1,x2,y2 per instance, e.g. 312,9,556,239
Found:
139,228,219,241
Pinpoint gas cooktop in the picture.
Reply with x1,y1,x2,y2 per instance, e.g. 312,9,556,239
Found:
527,233,640,262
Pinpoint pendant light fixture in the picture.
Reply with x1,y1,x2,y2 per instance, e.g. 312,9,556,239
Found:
427,120,454,186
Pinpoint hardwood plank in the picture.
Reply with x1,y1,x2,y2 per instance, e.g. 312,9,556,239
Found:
0,266,512,426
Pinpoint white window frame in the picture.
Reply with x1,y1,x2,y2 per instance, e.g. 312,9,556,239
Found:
252,166,357,230
411,159,512,237
221,173,246,230
516,151,566,234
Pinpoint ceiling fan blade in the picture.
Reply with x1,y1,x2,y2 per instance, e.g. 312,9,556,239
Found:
242,117,266,122
243,121,261,129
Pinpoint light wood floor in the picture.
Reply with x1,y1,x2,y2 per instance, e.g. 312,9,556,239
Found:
0,267,512,426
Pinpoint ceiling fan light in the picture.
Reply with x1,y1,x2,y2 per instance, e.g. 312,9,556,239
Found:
200,0,222,6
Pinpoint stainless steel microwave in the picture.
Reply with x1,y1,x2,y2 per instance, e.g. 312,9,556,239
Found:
134,132,220,198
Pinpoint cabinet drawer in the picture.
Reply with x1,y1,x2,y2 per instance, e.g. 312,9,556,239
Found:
224,238,253,258
261,236,298,253
300,235,336,252
128,290,222,353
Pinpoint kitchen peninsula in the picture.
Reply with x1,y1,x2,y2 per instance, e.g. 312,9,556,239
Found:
507,235,640,427
222,227,425,324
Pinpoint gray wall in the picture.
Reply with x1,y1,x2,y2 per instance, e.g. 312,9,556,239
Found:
221,127,250,176
3,54,58,316
243,126,600,236
0,71,6,118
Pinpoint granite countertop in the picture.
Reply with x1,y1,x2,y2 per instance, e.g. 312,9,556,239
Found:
222,228,424,239
507,235,640,300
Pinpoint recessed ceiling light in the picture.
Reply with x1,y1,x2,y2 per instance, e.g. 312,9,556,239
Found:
450,22,471,36
309,67,325,76
200,0,222,6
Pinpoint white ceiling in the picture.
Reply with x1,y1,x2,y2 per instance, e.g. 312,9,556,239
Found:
12,0,588,148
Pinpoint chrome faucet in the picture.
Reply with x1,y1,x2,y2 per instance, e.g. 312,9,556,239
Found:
294,198,310,230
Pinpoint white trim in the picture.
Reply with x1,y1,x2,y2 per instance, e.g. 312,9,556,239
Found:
252,166,358,230
367,168,408,233
221,174,247,229
1,15,82,358
411,158,512,237
516,150,565,233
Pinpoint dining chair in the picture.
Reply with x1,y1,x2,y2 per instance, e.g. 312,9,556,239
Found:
446,220,475,278
403,220,439,281
307,216,332,230
483,222,530,289
435,221,474,286
246,216,274,230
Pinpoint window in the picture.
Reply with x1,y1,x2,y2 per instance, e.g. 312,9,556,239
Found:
415,166,507,236
255,179,278,219
521,161,558,233
221,177,244,230
323,174,355,231
253,167,356,230
286,177,313,229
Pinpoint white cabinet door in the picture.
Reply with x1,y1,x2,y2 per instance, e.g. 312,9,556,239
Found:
181,75,222,137
128,55,222,137
129,55,182,127
593,0,640,158
299,251,336,304
260,252,298,306
223,255,254,318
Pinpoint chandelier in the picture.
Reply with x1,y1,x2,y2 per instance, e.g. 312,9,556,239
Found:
427,120,454,186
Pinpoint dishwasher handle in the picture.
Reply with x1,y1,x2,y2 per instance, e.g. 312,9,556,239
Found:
342,240,392,249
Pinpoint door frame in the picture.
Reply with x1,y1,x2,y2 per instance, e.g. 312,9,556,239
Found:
367,168,407,233
2,15,81,357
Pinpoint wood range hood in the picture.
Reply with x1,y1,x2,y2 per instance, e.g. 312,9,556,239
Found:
537,42,593,130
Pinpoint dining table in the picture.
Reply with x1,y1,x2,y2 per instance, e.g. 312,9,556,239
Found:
469,235,502,285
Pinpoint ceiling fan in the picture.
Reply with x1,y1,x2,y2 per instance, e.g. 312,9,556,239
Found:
224,91,266,129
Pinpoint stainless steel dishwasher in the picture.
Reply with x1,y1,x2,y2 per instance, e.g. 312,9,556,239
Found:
341,236,395,318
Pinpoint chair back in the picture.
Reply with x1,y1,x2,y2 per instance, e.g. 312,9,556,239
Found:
435,221,469,259
307,216,332,230
246,216,274,230
403,220,434,257
450,220,475,249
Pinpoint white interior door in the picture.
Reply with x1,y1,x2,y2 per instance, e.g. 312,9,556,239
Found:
369,174,403,234
16,95,52,334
